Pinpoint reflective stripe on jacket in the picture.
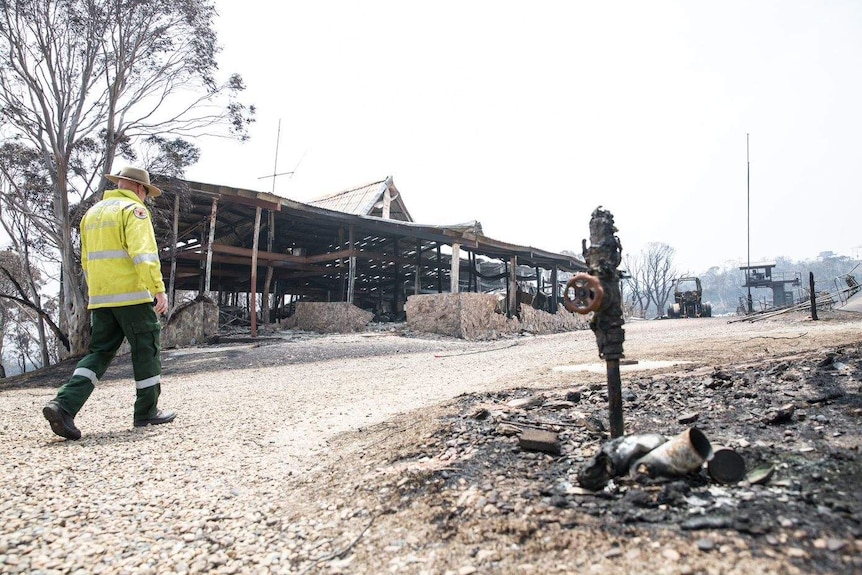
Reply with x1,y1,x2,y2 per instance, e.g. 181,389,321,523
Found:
81,189,166,309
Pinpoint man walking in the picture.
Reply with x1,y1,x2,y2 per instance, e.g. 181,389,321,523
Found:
43,166,176,440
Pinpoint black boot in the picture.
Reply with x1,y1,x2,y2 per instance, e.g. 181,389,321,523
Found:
134,410,177,427
43,400,82,440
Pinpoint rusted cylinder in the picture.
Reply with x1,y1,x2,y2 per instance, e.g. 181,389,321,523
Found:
707,446,747,484
631,427,713,477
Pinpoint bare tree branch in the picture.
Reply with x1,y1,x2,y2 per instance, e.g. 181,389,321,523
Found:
0,265,68,351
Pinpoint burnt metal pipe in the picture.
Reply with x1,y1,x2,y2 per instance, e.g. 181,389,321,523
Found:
568,207,626,438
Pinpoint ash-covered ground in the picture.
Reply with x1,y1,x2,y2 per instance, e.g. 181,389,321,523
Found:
2,312,860,574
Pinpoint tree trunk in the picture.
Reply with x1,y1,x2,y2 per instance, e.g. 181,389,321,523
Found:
55,173,89,357
35,297,49,368
24,256,50,367
0,314,6,378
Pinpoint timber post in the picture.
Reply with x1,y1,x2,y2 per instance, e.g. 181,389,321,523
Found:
809,271,818,321
204,197,218,293
347,225,356,305
250,206,262,337
167,192,180,320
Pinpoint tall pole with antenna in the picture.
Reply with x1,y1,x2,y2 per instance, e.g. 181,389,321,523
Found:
270,119,281,194
258,119,298,193
746,133,753,313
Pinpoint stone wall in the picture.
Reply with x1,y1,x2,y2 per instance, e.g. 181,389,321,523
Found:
161,295,219,348
404,293,515,340
149,293,585,350
405,293,588,340
290,302,374,333
519,305,590,334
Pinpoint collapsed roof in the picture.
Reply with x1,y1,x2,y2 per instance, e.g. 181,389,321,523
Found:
151,176,587,313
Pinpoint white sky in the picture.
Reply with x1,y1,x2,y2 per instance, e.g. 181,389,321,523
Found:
185,0,862,273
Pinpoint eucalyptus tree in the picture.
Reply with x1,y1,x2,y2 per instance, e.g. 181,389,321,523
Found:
0,0,254,355
0,248,59,376
642,242,680,317
0,141,58,366
623,242,679,318
622,252,649,318
700,264,746,315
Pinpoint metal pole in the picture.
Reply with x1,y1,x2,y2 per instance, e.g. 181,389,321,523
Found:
606,359,623,437
746,133,753,313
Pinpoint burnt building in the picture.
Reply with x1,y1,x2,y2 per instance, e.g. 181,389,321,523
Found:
150,175,587,323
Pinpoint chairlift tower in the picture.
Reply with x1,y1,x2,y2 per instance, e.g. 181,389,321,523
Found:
739,261,801,308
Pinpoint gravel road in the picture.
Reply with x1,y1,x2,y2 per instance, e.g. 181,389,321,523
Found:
1,312,860,574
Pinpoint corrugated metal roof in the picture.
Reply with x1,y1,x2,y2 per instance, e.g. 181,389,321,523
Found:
309,180,386,215
308,176,413,222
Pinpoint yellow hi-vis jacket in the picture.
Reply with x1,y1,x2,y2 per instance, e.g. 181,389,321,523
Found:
81,189,166,309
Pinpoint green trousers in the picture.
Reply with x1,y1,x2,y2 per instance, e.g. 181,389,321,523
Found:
55,303,162,421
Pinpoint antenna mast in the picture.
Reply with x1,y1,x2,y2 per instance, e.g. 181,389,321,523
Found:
271,119,281,194
257,119,296,193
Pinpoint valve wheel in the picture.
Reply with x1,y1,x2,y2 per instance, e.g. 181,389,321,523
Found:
563,273,604,314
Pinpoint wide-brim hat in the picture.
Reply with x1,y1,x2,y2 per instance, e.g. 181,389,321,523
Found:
104,166,162,197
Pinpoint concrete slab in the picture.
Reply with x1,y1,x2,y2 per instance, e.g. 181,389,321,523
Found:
552,360,691,373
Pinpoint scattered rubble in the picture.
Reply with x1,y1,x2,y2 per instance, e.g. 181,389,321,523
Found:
294,339,862,573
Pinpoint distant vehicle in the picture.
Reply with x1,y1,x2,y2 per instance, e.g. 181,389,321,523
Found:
667,276,712,318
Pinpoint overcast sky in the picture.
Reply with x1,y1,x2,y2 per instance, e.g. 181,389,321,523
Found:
184,1,862,273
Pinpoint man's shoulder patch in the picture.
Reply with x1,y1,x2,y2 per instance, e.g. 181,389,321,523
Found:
133,207,149,220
